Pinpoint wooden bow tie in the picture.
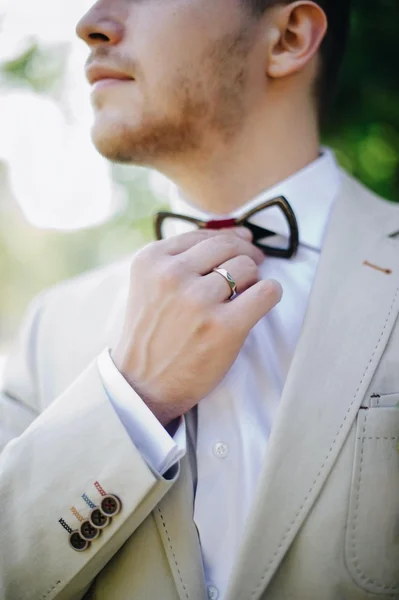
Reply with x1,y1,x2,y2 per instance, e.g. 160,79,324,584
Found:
154,195,299,259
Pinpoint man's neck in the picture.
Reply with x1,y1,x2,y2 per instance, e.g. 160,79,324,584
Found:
156,96,320,215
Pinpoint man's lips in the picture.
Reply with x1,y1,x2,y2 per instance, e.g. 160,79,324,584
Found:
85,64,135,86
90,78,134,93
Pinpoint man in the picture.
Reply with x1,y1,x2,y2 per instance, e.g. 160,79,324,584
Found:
0,0,398,599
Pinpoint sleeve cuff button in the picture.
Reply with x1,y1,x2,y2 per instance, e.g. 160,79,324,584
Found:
80,520,101,541
100,494,122,517
89,507,111,529
69,531,90,552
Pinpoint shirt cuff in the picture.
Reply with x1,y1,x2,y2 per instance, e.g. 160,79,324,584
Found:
97,348,186,475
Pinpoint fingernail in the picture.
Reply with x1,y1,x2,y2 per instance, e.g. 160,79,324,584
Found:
269,279,283,301
236,227,252,240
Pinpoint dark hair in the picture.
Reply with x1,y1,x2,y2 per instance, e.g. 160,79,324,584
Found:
244,0,351,122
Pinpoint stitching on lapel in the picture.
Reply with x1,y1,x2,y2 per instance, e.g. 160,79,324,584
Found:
157,507,190,599
249,285,399,600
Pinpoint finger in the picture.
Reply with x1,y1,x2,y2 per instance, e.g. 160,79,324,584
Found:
158,227,253,256
224,279,283,332
181,233,264,274
197,255,260,303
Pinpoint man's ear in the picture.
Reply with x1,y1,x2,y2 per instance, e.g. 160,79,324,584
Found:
266,1,327,79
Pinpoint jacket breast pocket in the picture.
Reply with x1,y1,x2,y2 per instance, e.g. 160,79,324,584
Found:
345,406,399,596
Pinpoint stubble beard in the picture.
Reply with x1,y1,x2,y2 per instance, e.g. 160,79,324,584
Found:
92,24,255,166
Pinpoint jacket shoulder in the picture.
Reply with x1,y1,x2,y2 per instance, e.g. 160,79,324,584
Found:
340,170,399,234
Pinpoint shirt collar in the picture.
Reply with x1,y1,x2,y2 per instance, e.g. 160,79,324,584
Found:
168,147,342,251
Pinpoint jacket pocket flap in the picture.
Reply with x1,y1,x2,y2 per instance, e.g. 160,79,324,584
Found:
362,392,399,408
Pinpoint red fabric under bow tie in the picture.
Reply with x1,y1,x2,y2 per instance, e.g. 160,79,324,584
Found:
154,195,299,259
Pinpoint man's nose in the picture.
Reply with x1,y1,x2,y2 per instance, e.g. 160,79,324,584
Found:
75,8,124,47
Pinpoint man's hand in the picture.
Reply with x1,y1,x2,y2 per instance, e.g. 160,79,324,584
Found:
112,228,283,427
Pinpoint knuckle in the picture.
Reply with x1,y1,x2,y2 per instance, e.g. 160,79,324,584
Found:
231,255,258,283
187,229,212,240
131,250,148,274
197,229,215,239
171,253,187,271
175,231,200,244
167,230,210,253
134,242,157,264
215,234,240,252
239,255,258,273
159,261,184,288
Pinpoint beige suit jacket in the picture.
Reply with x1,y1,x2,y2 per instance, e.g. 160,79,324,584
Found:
0,171,398,600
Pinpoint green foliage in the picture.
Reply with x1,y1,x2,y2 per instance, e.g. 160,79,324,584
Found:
1,41,67,93
323,0,399,202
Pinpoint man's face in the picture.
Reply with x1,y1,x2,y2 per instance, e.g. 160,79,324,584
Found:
76,0,262,167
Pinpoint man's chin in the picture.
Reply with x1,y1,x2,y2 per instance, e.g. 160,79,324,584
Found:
90,122,145,165
90,111,203,165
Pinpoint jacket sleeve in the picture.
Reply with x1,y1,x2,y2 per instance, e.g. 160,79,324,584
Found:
0,294,180,600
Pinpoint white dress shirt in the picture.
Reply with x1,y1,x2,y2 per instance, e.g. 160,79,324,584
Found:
98,148,342,600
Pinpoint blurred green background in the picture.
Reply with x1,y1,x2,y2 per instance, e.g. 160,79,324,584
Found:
0,0,398,352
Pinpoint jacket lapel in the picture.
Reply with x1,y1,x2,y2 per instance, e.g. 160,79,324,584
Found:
226,174,399,600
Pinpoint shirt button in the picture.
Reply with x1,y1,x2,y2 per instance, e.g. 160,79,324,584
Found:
207,585,219,600
213,442,229,459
